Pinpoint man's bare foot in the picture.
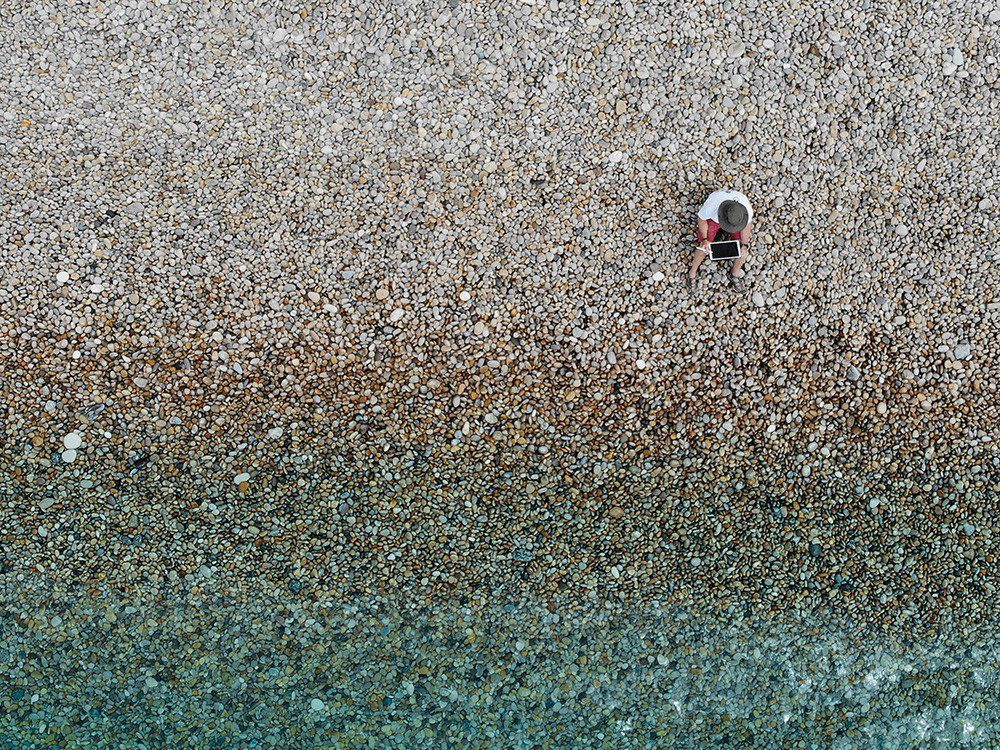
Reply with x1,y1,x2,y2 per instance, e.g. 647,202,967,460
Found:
732,268,746,278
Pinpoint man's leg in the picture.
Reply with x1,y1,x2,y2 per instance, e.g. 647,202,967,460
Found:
689,220,720,278
688,248,710,278
731,229,749,277
731,251,749,277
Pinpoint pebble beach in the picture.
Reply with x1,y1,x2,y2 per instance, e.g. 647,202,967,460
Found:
1,0,998,746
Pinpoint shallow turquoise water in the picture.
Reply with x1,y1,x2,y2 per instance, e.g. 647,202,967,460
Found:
1,582,996,748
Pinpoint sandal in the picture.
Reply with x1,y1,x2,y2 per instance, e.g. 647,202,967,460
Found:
685,272,699,297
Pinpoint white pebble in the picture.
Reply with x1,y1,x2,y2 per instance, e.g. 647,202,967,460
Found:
233,472,250,485
267,427,284,439
61,449,77,463
62,432,82,450
56,271,70,284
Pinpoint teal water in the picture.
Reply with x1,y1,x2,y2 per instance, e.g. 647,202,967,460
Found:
2,580,996,748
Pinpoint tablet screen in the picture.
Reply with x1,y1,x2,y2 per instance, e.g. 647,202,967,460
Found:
710,241,741,260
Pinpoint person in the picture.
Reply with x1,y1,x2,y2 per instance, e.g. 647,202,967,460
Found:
686,188,753,291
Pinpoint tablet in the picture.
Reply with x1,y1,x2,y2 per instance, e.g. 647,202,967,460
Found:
710,240,742,260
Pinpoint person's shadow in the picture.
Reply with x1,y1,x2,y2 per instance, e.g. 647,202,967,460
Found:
675,179,713,256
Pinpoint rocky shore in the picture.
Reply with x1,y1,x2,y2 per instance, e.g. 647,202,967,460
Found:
1,0,997,745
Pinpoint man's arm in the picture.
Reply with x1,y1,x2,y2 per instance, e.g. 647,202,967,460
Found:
741,220,752,247
696,218,710,251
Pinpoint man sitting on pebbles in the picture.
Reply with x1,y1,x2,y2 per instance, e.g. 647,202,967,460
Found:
687,188,753,292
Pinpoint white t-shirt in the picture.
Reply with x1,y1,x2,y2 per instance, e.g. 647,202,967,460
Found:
697,189,754,224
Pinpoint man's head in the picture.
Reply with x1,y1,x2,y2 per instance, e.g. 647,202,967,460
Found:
719,200,749,233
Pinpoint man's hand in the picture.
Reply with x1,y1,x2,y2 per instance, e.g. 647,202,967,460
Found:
698,240,711,254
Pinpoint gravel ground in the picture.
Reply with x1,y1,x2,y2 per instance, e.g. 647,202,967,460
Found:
1,0,998,745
